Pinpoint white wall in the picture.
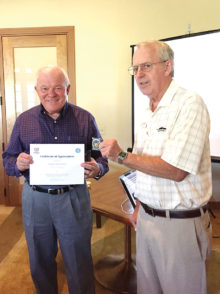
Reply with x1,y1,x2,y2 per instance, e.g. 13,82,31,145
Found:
0,0,219,200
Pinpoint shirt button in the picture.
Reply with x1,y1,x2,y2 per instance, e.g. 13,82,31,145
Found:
54,120,56,123
54,136,58,140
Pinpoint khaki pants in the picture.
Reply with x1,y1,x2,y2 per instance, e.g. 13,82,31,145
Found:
136,205,212,294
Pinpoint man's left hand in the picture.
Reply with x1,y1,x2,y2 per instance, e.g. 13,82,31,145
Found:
81,158,101,179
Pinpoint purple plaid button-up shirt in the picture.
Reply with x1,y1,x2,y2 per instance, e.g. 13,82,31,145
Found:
2,102,109,182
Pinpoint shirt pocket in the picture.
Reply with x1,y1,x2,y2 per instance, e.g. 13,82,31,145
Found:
143,130,169,156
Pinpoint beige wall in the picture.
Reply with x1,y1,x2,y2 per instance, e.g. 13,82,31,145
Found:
0,0,219,149
0,0,220,199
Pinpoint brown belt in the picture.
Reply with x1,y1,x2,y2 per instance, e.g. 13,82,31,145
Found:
140,202,208,219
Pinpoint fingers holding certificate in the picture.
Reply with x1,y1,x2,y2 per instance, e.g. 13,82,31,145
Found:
30,144,84,185
17,152,33,171
81,157,101,179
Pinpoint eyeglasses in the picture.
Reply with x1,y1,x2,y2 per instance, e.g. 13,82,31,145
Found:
128,60,167,76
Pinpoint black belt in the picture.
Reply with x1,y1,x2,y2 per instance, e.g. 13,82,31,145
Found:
140,202,208,219
31,185,75,195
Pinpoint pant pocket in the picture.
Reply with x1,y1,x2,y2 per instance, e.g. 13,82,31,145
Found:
194,212,212,261
22,182,33,226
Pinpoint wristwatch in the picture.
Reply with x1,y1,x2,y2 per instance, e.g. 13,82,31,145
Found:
118,151,128,164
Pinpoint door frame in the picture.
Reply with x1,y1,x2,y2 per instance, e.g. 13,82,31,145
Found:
0,26,76,205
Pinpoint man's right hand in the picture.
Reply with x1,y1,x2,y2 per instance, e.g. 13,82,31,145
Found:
16,152,33,171
99,139,122,162
129,200,140,231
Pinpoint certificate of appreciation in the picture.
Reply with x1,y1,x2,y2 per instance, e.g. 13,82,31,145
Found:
30,144,84,185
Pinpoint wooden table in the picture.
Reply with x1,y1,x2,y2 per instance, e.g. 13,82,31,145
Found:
90,164,137,294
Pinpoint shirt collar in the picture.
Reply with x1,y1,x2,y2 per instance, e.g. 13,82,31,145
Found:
157,80,178,108
40,102,69,119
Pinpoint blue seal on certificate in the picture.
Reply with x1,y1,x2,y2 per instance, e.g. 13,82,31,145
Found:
75,148,81,153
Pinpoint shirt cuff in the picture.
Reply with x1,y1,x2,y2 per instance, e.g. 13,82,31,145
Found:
14,163,24,177
95,164,102,180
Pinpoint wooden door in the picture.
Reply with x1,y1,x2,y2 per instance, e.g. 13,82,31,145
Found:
0,27,75,206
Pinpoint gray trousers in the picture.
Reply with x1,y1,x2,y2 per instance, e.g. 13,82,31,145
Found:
22,181,95,294
136,205,212,294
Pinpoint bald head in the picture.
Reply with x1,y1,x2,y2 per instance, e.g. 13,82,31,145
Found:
36,66,70,87
35,66,71,119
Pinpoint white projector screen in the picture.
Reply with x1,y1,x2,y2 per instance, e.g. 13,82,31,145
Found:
131,30,220,161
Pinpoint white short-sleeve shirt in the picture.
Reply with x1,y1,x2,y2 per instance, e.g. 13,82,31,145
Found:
133,80,212,210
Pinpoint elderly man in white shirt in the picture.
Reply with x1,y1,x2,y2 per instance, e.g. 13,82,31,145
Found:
100,40,212,294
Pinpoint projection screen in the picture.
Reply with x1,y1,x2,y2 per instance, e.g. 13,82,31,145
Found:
131,30,220,161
